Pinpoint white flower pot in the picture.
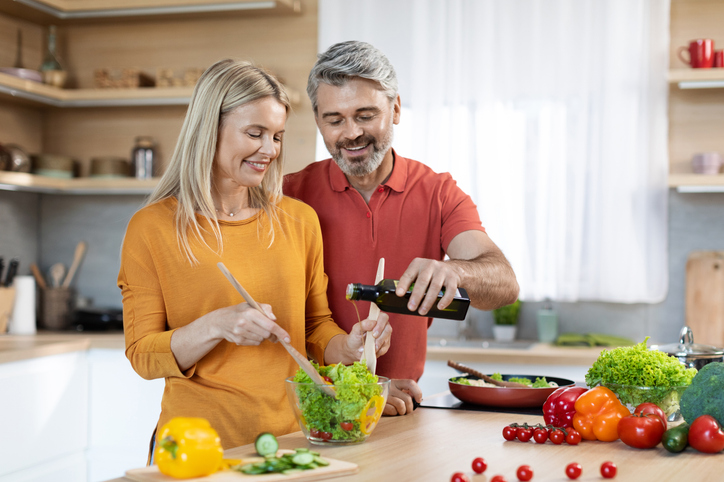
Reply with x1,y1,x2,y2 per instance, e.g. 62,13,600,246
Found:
493,325,517,342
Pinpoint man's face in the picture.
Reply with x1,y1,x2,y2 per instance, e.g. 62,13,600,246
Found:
315,78,401,177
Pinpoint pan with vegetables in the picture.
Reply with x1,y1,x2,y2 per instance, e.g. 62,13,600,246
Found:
448,373,575,408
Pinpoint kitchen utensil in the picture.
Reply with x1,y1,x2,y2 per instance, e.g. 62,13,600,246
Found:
361,257,385,374
49,263,65,288
30,263,47,290
0,258,4,286
38,286,74,330
62,241,87,288
685,251,724,348
678,39,715,68
447,359,529,387
715,50,724,68
4,258,19,287
216,262,335,397
14,28,23,69
125,450,359,481
653,326,724,370
448,374,576,408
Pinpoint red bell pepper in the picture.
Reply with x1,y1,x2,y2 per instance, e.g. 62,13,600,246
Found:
688,415,724,454
543,386,588,428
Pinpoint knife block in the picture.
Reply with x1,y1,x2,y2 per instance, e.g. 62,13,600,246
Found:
0,286,17,333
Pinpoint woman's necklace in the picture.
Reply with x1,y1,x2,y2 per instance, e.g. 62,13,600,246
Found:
215,207,243,217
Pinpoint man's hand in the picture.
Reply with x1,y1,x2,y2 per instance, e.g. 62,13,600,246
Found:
396,258,462,316
384,379,423,416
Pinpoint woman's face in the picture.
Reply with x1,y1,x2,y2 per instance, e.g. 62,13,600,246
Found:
213,96,287,189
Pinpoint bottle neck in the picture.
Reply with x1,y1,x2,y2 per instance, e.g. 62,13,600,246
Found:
346,283,380,301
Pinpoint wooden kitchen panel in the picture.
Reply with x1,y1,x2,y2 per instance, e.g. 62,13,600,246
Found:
670,0,724,69
668,88,724,173
0,103,44,154
686,251,724,348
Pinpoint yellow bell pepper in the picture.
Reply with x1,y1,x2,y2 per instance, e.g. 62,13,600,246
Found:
154,417,224,479
572,386,631,442
359,395,385,435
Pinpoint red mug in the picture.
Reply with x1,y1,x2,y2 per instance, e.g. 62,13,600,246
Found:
715,50,724,68
678,39,715,68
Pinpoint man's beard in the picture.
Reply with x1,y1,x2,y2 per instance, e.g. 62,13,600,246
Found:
328,121,394,178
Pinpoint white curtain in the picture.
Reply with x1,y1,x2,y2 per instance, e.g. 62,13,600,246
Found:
317,0,670,303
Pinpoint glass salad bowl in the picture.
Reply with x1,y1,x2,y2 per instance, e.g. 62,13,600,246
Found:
602,383,689,422
285,376,390,445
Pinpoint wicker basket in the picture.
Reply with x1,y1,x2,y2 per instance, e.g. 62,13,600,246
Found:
39,287,75,330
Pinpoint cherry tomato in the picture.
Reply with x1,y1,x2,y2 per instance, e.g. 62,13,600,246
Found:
491,476,507,482
618,412,666,449
533,428,548,444
550,429,565,445
340,422,353,431
566,429,582,445
309,428,321,438
516,465,533,481
517,427,533,442
322,376,333,384
600,461,617,479
565,463,582,480
471,457,487,474
319,431,333,441
451,472,470,482
503,426,518,441
634,402,667,431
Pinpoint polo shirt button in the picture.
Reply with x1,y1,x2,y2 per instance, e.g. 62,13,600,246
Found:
366,212,371,218
378,187,384,192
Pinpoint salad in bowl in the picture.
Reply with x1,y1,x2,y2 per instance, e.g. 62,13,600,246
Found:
285,361,390,445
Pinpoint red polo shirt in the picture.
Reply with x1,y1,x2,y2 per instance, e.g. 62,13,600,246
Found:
283,151,485,380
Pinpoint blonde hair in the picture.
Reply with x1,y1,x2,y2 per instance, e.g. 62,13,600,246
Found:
146,59,291,264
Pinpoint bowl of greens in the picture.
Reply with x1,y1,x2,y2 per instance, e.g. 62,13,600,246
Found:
285,361,390,445
586,337,697,421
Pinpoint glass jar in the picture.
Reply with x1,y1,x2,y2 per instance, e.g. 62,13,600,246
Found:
131,136,157,179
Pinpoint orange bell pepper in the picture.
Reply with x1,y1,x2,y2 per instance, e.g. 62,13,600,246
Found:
572,386,630,442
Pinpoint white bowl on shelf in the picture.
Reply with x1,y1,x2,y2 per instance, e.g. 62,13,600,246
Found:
0,68,43,83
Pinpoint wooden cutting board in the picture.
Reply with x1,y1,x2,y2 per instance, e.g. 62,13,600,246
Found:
685,251,724,347
125,451,359,482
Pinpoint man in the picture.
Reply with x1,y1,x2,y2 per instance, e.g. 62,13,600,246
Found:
284,41,519,415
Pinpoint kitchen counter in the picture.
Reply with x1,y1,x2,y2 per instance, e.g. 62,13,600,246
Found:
0,331,125,364
106,404,721,481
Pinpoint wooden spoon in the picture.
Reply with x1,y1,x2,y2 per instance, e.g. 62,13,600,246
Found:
62,241,87,288
447,360,529,388
49,263,66,288
361,257,385,374
217,262,336,397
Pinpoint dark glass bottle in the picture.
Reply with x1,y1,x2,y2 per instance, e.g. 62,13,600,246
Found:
346,279,470,320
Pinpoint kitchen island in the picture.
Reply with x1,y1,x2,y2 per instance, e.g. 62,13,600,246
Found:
107,406,720,481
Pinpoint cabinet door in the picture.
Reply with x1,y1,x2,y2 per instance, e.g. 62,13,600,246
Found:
0,352,88,480
86,349,164,481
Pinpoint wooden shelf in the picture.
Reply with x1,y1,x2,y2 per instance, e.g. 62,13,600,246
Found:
0,0,301,24
669,173,724,193
0,171,158,195
0,72,301,107
668,69,724,89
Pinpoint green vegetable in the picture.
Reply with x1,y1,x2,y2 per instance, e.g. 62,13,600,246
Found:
451,375,551,388
490,373,503,381
492,300,521,325
680,362,724,427
236,448,330,475
293,361,382,441
584,337,697,410
662,423,689,453
254,432,278,456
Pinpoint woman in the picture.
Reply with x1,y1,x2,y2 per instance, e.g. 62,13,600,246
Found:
118,59,391,451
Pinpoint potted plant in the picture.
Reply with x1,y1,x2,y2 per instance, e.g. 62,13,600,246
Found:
492,299,521,342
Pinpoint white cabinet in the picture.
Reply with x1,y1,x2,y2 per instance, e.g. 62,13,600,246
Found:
0,349,164,482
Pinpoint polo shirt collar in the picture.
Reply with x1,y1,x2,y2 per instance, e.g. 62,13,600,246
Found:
328,148,408,193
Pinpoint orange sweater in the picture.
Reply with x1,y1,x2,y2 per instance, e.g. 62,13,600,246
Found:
118,196,346,449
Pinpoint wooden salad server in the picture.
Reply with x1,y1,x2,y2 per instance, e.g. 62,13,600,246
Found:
361,258,385,374
447,360,529,388
217,262,336,397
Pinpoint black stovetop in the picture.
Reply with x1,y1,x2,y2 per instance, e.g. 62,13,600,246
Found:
418,391,544,416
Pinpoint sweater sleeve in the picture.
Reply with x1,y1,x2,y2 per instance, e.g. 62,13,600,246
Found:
117,214,195,380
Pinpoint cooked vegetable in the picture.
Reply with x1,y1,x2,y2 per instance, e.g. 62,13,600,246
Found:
661,423,689,453
254,433,278,456
584,337,697,412
293,361,382,441
452,376,555,388
543,386,588,428
154,417,224,479
688,415,724,454
679,362,724,426
618,412,666,449
572,386,630,442
236,448,330,475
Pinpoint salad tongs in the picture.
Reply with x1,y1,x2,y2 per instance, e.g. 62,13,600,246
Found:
217,262,336,397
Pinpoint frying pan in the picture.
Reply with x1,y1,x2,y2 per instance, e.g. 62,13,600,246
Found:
449,374,575,408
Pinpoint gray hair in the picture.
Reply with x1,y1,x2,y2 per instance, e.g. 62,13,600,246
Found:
307,40,398,114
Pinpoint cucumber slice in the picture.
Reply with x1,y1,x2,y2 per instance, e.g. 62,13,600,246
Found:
313,456,330,466
291,452,315,466
254,432,279,456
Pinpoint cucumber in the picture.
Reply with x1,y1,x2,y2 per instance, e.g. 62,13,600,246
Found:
662,423,689,453
254,432,279,456
291,452,315,466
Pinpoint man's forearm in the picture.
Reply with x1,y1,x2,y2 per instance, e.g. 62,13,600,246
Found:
447,251,519,310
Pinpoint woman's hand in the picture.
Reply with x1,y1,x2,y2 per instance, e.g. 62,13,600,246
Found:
213,302,290,346
384,379,423,416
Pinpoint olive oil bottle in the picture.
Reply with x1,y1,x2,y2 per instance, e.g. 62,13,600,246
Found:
346,279,470,320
